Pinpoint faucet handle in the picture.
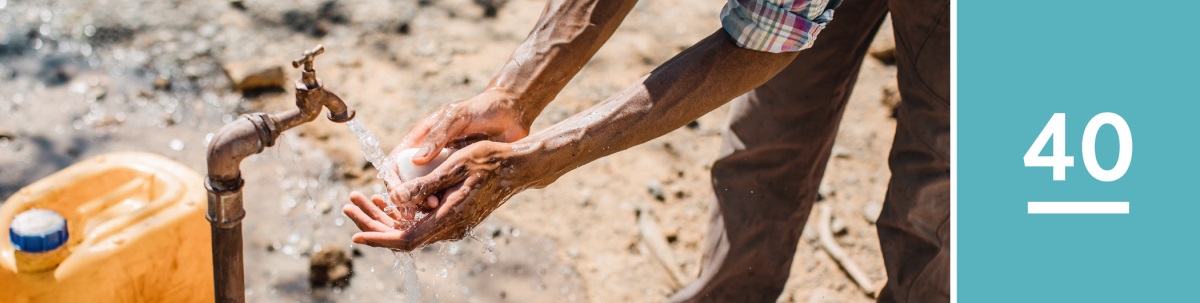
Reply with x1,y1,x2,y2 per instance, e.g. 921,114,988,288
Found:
291,44,326,72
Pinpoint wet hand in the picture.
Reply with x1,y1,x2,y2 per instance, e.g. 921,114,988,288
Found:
398,90,531,166
348,140,552,251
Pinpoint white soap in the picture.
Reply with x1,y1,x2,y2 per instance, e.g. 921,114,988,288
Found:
392,148,453,181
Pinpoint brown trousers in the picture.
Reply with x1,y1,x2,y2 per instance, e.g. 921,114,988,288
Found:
669,0,950,302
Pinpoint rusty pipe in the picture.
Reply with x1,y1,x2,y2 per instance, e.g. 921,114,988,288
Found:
206,45,354,303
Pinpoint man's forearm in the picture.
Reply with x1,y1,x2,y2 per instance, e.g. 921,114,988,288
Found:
486,0,637,126
516,30,799,183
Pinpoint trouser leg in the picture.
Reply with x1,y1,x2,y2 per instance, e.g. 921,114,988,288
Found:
669,0,888,301
875,0,951,302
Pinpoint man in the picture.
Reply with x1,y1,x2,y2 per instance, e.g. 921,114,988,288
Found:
342,0,950,301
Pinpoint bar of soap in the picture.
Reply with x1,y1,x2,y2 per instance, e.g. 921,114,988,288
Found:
392,148,453,181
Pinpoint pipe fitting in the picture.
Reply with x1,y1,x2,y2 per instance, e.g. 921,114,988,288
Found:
205,177,245,229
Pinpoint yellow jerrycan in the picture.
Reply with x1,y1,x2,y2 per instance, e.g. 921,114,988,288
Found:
0,152,214,302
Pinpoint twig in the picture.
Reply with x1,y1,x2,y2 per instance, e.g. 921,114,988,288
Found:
817,203,877,297
637,206,689,288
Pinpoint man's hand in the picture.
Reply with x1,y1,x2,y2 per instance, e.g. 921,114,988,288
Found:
345,140,551,251
398,89,531,165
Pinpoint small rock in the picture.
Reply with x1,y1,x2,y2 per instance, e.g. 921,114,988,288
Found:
222,60,286,91
153,76,171,91
309,246,354,288
802,223,818,242
862,201,882,224
881,80,901,109
199,24,220,38
646,181,665,202
817,182,834,201
830,216,848,236
868,14,896,64
686,120,700,130
474,0,507,18
831,145,851,159
0,130,16,141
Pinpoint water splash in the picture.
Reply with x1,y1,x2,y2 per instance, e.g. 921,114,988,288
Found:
345,118,401,189
347,118,429,302
392,250,425,303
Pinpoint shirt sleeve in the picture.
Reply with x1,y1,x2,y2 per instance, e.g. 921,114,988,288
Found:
720,0,840,53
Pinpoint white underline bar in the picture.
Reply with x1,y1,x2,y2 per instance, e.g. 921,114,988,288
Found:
1028,202,1129,214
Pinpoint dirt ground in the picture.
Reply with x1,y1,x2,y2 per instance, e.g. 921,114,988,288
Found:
0,0,899,302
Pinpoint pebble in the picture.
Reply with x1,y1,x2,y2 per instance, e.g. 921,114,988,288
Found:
309,247,354,288
830,216,848,236
646,180,665,202
831,145,851,159
817,182,834,201
881,80,901,108
862,201,882,224
868,14,896,64
221,60,285,91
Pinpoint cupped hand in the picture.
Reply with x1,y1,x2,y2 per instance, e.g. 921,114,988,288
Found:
345,140,554,251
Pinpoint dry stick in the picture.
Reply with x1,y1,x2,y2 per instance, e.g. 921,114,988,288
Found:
637,206,689,288
817,203,878,298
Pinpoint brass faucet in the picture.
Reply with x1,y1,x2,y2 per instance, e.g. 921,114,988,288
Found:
205,45,354,303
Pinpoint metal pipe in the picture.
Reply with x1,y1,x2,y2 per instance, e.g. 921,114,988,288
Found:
205,45,354,303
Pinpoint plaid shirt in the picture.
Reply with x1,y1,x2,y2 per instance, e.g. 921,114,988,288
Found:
721,0,841,53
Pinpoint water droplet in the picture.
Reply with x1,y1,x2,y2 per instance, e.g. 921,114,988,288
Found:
437,268,447,278
169,139,184,151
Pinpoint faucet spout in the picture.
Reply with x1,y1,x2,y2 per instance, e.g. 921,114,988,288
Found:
205,45,354,303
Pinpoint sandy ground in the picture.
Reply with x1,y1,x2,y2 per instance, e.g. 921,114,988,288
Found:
0,0,899,302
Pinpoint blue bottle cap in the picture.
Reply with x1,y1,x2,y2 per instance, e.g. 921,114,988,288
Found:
9,209,69,253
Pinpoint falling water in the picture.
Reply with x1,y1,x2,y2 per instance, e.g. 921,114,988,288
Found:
345,119,402,196
393,250,424,303
345,118,425,302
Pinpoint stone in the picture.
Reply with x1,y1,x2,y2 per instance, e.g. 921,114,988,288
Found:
881,80,901,109
868,14,896,64
222,60,286,91
830,216,848,236
862,201,882,224
309,246,354,288
817,181,834,201
646,180,665,202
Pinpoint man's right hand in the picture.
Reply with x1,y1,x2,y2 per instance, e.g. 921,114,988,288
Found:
397,89,532,165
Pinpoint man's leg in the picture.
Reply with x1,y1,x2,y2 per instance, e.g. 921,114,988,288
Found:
875,0,951,302
669,0,888,301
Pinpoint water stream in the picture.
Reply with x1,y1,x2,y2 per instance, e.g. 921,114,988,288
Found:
345,118,427,303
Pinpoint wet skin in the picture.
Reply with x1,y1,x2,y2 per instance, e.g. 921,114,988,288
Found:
344,0,799,251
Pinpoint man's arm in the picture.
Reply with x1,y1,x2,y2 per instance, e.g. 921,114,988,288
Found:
404,0,637,163
516,29,798,183
488,0,639,124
